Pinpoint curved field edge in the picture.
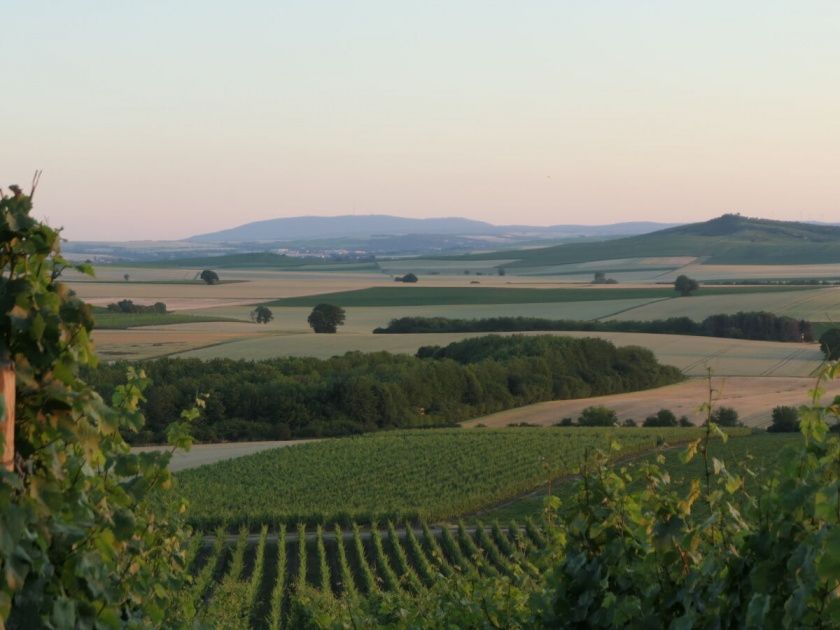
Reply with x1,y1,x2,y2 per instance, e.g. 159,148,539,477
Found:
175,427,748,531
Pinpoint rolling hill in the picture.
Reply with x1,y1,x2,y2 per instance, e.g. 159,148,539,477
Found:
459,214,840,266
189,214,677,242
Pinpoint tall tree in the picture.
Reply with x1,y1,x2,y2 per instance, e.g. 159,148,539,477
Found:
674,274,699,296
307,303,346,333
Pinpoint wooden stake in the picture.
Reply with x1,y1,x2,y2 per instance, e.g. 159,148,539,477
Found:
0,362,14,472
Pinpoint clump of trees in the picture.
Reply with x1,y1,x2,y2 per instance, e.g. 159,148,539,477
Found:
200,269,220,284
819,328,840,360
106,299,167,314
251,305,274,324
307,303,346,333
86,335,684,443
375,312,813,342
394,273,418,283
674,274,699,296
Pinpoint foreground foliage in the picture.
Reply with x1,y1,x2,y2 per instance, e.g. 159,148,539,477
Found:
287,366,840,628
0,186,194,627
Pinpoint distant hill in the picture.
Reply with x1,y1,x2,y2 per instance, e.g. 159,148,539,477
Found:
462,214,840,266
189,214,678,243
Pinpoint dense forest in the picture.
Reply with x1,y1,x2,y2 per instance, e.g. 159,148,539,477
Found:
86,335,683,444
374,311,813,342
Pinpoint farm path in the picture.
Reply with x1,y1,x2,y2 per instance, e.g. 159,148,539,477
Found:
132,439,319,472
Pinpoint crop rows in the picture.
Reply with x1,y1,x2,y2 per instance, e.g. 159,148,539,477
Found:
177,427,725,529
190,520,547,629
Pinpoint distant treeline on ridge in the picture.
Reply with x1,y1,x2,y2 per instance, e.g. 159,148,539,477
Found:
86,335,683,444
374,312,814,342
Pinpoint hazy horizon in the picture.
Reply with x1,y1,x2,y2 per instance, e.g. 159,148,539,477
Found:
4,1,839,240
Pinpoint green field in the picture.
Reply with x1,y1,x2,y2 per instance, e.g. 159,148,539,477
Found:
92,310,240,329
265,285,808,308
176,427,746,530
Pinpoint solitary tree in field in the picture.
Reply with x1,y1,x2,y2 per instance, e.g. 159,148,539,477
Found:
674,274,699,296
123,273,130,282
307,303,346,333
251,305,274,324
200,269,220,285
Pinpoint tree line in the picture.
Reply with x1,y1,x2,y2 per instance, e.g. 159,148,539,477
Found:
374,311,814,342
84,335,684,444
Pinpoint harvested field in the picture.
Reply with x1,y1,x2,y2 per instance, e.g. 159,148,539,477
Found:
462,376,840,429
172,330,824,378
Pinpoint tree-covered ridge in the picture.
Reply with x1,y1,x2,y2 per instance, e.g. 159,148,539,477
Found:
86,335,683,444
376,312,814,342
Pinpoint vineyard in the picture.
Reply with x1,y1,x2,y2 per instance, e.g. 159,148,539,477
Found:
175,427,749,529
186,518,548,628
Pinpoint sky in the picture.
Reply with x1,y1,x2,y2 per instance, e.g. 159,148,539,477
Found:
2,1,839,240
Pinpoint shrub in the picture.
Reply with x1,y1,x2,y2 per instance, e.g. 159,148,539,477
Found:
711,406,741,427
767,406,799,432
678,415,694,427
578,406,618,427
643,409,678,427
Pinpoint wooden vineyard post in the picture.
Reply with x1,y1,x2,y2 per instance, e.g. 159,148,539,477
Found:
0,361,14,471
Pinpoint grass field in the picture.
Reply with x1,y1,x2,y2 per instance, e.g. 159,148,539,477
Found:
265,285,809,308
176,427,732,530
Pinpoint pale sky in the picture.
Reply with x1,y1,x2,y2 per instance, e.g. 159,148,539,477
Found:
3,1,839,240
